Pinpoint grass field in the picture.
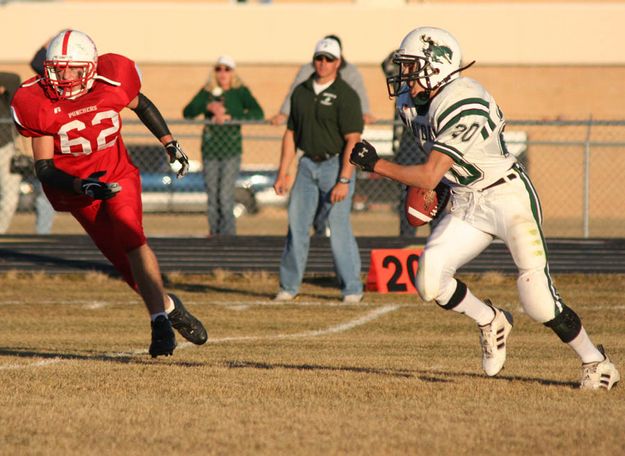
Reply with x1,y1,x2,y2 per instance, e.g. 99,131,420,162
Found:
1,271,624,455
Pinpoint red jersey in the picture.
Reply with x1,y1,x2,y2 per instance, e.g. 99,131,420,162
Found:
11,53,141,210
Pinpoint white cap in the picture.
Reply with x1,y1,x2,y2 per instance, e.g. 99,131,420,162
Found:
313,38,341,60
216,55,236,69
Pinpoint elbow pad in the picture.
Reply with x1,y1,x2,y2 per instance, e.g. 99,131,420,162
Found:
132,93,171,139
34,159,77,193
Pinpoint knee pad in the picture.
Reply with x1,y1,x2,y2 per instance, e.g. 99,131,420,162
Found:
543,304,582,343
416,251,453,302
517,269,562,322
435,279,467,310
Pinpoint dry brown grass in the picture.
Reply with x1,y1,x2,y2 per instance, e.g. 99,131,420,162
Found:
1,273,624,455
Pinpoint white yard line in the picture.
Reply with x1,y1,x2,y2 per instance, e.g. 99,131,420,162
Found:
0,305,400,370
207,305,400,343
0,358,63,370
83,301,110,310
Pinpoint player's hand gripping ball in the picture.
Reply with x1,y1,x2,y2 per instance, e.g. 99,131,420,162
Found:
405,183,451,227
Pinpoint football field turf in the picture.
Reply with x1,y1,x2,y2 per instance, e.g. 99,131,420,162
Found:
1,271,623,455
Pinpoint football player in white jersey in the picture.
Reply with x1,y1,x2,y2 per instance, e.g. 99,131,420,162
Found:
350,26,620,390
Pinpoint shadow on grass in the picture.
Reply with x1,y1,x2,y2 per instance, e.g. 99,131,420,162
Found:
163,278,339,302
0,347,205,367
0,247,119,277
166,281,272,298
444,369,578,388
225,359,578,389
226,359,449,383
302,276,340,290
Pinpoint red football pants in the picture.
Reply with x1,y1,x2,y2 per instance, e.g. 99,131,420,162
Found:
71,171,147,291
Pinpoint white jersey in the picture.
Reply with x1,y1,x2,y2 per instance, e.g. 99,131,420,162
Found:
397,77,516,190
405,77,566,327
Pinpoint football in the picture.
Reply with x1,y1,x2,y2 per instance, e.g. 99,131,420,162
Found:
404,184,450,227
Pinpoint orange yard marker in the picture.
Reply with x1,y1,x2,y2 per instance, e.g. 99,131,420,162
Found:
366,248,423,293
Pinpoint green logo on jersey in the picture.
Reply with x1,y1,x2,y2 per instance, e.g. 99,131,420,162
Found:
421,35,452,64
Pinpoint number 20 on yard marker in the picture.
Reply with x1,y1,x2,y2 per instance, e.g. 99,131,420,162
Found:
366,248,423,293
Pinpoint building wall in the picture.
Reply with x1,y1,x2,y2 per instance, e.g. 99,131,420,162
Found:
2,1,623,120
1,2,625,65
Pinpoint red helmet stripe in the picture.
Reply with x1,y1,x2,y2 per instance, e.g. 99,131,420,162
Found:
61,30,72,55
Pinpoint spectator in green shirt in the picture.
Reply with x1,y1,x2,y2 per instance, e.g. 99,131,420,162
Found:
273,38,364,303
183,55,264,236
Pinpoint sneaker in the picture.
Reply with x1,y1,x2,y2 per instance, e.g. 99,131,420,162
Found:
478,301,513,376
273,290,297,302
167,293,208,345
342,294,363,304
149,315,176,358
580,345,620,391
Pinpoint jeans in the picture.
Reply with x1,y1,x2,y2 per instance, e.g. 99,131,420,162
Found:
202,155,241,236
35,181,55,234
279,155,362,297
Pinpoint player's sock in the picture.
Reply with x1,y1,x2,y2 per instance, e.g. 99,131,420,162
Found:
568,327,605,364
164,295,175,314
438,280,496,325
150,311,168,322
453,288,496,326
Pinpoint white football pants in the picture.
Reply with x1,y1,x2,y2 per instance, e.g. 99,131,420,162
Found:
416,167,563,323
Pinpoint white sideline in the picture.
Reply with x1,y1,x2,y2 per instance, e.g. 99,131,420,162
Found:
0,305,400,370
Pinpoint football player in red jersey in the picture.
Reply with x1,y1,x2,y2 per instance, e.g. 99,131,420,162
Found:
11,29,207,358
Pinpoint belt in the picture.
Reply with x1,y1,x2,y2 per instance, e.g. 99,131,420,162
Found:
307,154,330,162
482,172,517,191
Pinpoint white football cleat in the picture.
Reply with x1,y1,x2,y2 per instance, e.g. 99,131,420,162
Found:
478,302,513,377
580,345,620,391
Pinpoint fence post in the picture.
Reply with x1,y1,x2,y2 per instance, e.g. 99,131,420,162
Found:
582,117,592,238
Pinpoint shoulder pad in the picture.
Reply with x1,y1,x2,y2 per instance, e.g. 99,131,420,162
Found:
95,53,141,102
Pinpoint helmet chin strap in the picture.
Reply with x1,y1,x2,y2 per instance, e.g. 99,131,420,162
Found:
433,60,476,92
412,91,430,106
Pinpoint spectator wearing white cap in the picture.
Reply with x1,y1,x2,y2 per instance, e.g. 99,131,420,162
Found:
270,34,375,127
272,37,364,304
183,55,264,236
271,36,375,237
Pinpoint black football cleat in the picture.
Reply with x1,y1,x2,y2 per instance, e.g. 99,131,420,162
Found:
149,315,176,358
168,293,208,345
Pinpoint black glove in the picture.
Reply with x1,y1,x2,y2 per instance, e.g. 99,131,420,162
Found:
80,171,121,200
350,139,379,173
165,140,189,178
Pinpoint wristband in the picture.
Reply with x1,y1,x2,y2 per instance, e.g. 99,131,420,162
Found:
338,177,351,184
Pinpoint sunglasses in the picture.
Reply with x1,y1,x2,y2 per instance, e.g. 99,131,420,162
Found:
314,55,337,63
214,66,232,72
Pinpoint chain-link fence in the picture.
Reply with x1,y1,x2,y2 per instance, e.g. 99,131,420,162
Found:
3,117,625,238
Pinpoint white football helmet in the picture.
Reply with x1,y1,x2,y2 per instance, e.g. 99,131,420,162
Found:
386,27,467,98
44,29,98,100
